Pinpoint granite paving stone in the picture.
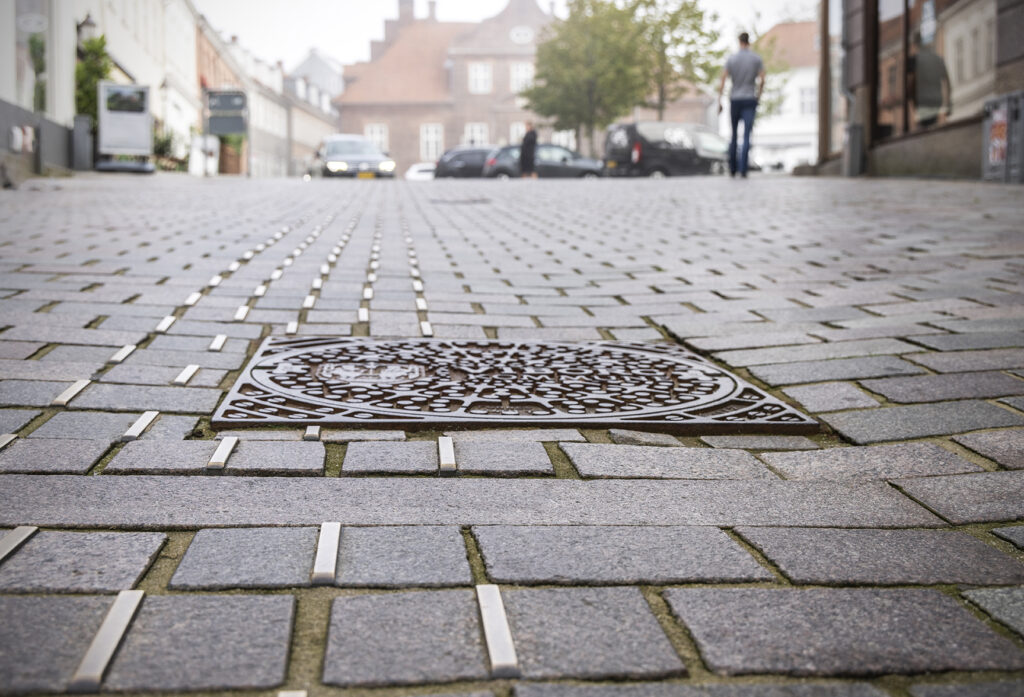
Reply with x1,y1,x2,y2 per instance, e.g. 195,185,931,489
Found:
166,319,264,339
684,332,822,352
0,531,166,592
343,441,437,474
445,428,586,442
748,356,927,386
609,429,681,446
964,587,1024,638
0,379,71,407
782,383,880,413
26,411,139,442
454,440,554,475
994,526,1024,549
908,681,1024,697
137,414,199,440
896,471,1024,524
0,437,109,473
216,429,302,441
665,588,1024,675
954,429,1024,469
474,525,771,584
861,372,1024,403
120,348,247,370
516,684,889,697
714,339,919,368
0,596,113,695
736,527,1024,585
226,441,325,475
562,443,775,479
503,587,685,679
320,429,406,442
104,439,218,474
170,527,317,589
322,589,489,686
146,334,250,353
0,408,39,433
911,332,1024,351
0,359,103,381
908,349,1024,373
0,341,44,359
0,476,943,527
700,435,819,450
38,345,123,364
1003,396,1024,412
104,595,294,691
100,363,227,388
0,325,147,347
761,442,982,480
69,383,223,413
822,401,1024,444
336,525,472,587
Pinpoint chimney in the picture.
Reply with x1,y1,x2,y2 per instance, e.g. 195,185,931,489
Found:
398,0,413,23
428,0,437,20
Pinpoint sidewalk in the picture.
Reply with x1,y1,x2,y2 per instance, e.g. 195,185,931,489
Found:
0,173,1022,696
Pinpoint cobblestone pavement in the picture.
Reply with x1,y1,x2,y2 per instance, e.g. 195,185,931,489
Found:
1,173,1023,697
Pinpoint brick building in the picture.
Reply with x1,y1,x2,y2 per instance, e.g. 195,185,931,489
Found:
336,0,556,171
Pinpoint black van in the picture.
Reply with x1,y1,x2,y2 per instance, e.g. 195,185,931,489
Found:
604,122,729,177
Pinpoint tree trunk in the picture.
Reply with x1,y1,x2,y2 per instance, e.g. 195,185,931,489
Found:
588,124,597,158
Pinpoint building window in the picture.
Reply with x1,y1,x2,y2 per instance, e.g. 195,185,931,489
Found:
800,87,818,115
955,38,965,84
468,63,493,94
463,122,489,146
510,62,534,93
365,123,389,152
509,122,526,145
971,27,980,77
420,123,444,161
986,19,995,70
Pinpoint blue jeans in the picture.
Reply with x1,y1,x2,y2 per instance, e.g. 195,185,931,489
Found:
729,98,758,176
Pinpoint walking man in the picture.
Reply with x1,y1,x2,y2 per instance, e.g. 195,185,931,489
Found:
718,32,765,178
520,121,538,179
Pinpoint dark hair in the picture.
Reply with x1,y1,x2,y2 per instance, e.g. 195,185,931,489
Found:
739,32,750,44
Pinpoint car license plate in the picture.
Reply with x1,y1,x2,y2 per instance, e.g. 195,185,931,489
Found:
357,172,375,179
606,160,616,168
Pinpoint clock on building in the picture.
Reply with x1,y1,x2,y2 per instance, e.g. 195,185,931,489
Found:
509,25,535,45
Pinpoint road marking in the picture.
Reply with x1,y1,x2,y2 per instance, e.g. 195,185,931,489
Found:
122,411,159,442
476,584,520,678
107,344,136,364
69,590,145,692
311,522,342,585
52,379,90,406
0,526,38,564
208,436,238,469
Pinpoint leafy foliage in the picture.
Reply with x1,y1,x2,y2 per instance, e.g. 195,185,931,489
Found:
632,0,723,120
29,34,46,112
75,36,113,126
521,0,648,155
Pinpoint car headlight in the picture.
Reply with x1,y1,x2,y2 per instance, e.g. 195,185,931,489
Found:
326,161,349,172
379,160,396,172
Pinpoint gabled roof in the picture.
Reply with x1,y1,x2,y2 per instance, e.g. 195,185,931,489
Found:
337,21,474,105
449,0,552,56
759,21,818,69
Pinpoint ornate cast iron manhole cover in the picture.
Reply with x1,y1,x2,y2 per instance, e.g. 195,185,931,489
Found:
214,338,816,433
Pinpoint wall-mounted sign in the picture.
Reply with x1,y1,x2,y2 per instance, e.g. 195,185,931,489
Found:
207,90,248,136
97,82,153,156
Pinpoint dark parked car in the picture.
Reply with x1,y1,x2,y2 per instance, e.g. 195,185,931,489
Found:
309,134,396,178
434,146,495,178
604,122,731,177
482,144,604,179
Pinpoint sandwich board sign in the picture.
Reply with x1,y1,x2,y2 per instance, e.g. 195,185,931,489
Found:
97,82,153,156
207,90,247,135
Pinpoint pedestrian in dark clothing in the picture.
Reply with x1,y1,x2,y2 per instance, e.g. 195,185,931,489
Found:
717,32,765,178
520,121,538,179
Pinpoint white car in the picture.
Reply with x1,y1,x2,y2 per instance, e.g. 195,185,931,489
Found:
404,162,435,181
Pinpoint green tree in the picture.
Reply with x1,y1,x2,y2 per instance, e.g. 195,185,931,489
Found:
522,0,648,155
29,34,46,112
75,36,113,127
632,0,723,121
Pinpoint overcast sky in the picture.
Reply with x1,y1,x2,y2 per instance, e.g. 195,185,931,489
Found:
192,0,817,72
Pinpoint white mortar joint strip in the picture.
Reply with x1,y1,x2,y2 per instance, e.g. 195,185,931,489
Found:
303,425,321,441
286,321,298,335
420,321,434,337
476,584,520,678
233,305,250,322
311,522,342,585
0,434,16,452
173,365,200,386
357,308,369,323
208,275,222,288
122,411,159,442
208,334,227,352
155,316,176,333
68,589,145,693
52,380,90,407
207,436,238,469
183,292,202,307
107,345,136,364
0,526,38,564
438,436,456,475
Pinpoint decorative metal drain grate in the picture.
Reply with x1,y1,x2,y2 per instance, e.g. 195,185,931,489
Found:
213,338,817,433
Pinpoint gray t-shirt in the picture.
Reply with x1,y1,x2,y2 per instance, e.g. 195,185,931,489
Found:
725,48,764,100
